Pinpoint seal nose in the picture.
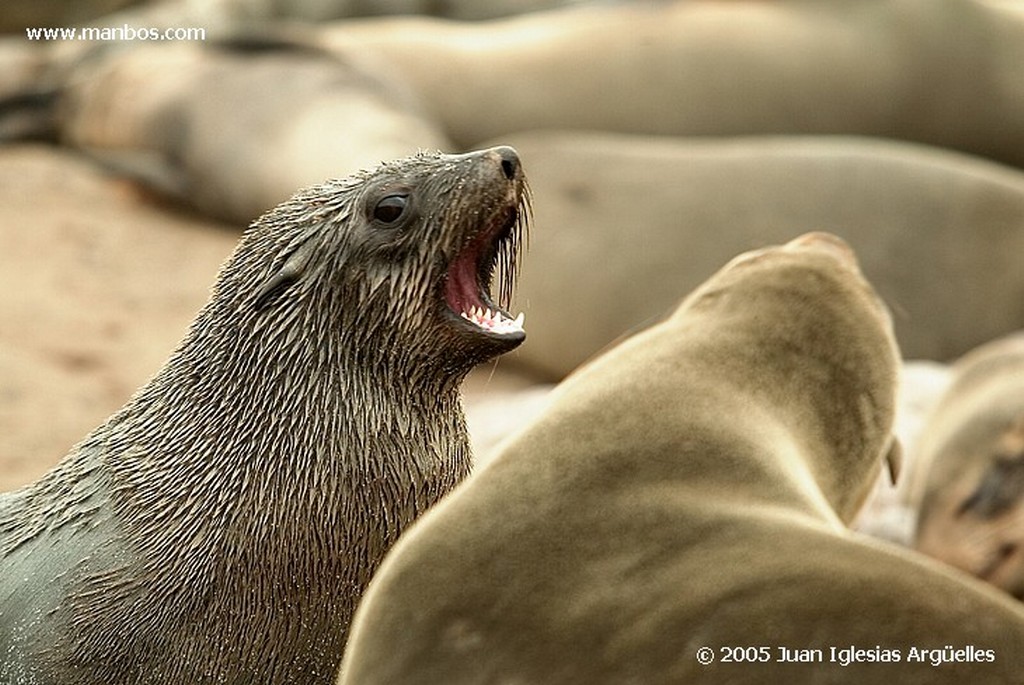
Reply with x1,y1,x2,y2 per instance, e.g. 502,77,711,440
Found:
490,146,520,181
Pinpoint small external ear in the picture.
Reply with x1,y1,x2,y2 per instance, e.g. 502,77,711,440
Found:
253,238,318,311
885,437,903,486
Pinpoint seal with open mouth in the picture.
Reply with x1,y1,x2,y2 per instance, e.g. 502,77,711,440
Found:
0,146,528,684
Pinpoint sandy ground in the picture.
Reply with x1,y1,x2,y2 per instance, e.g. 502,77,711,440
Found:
0,145,239,490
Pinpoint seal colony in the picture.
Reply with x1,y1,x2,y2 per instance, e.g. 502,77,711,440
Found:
0,146,529,684
339,233,1024,684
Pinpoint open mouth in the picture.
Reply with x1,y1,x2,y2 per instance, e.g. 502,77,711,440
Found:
442,201,528,339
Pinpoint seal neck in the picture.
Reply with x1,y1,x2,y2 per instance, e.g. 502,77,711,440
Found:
100,308,471,545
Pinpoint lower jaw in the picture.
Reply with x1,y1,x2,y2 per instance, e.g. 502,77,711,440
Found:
444,322,526,369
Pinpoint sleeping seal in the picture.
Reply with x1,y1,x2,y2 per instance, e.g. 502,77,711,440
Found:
16,37,451,224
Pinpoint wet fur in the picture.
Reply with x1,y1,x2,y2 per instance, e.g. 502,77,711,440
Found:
0,149,527,683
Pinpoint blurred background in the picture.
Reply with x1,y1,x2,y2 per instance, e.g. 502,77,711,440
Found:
1,0,1023,579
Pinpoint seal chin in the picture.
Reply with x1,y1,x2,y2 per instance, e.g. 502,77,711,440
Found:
442,203,526,347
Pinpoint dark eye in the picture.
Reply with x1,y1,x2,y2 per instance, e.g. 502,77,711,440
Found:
373,194,409,225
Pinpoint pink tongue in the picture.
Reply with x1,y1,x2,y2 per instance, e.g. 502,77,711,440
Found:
444,242,485,316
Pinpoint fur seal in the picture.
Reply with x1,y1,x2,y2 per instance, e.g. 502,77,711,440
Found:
0,146,529,683
318,0,1024,168
340,233,1024,685
913,333,1024,600
492,131,1024,377
20,37,451,224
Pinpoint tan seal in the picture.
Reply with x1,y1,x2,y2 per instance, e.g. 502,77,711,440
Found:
914,333,1024,600
319,0,1024,169
0,146,529,684
489,131,1024,377
32,36,451,224
340,233,1024,685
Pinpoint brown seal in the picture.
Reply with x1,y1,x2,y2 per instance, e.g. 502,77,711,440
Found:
340,233,1024,685
914,333,1024,599
0,146,529,683
11,36,451,224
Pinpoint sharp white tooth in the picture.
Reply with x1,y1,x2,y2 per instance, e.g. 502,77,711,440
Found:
514,312,525,328
485,308,493,321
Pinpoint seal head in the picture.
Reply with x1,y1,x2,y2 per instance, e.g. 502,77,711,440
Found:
251,144,528,373
338,233,919,685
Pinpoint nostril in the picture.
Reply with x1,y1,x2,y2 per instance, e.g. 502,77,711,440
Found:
493,146,519,180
